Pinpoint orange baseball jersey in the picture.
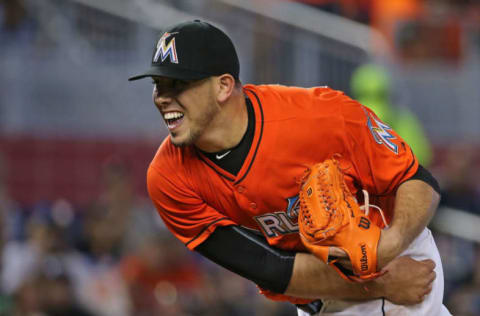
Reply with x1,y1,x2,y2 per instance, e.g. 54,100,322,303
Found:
147,84,418,251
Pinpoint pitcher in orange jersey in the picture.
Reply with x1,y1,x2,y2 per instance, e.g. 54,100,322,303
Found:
129,20,450,316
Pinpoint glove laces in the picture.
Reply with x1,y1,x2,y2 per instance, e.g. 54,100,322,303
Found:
359,189,389,228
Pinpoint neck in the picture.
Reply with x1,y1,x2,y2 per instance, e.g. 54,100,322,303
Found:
195,90,248,153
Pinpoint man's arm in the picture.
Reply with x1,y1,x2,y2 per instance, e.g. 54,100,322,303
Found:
286,253,436,305
376,166,441,268
195,225,435,305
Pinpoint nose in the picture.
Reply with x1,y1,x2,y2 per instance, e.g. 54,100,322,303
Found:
152,86,173,108
154,94,173,106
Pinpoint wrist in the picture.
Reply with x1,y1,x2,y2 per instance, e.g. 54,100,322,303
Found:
367,276,387,299
377,229,402,268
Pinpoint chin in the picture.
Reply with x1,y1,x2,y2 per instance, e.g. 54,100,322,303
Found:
170,140,189,148
170,134,194,148
170,137,188,147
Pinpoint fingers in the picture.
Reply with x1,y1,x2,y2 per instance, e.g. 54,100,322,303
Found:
416,284,433,304
420,259,436,270
416,267,436,303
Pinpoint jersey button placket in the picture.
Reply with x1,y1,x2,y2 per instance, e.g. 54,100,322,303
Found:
237,186,246,193
249,202,257,210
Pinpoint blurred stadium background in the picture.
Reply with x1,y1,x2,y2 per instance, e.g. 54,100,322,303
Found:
1,0,479,315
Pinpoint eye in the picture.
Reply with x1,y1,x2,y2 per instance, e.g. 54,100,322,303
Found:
173,80,187,89
174,80,195,93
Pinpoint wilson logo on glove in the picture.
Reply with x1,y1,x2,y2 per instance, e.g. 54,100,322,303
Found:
360,244,368,272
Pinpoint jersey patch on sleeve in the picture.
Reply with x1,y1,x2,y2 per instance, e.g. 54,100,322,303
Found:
363,108,398,154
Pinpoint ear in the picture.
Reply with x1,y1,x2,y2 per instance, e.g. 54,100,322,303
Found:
216,74,236,103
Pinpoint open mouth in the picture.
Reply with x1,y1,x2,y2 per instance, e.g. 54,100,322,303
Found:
164,112,185,130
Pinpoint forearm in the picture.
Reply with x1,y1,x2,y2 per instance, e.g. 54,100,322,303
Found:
197,226,381,301
285,253,381,300
377,179,440,268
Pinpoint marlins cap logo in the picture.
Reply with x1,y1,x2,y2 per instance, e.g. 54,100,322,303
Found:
153,32,179,64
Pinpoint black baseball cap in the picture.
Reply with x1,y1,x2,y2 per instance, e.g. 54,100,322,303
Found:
128,20,239,81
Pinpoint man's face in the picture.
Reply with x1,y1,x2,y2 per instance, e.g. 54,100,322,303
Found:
152,77,220,147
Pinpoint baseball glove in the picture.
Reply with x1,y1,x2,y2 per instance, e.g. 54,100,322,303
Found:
298,159,384,282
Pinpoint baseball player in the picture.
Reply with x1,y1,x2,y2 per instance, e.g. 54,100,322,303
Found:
129,20,451,315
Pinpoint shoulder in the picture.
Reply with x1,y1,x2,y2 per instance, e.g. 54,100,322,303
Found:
244,83,345,98
244,83,361,119
244,84,354,106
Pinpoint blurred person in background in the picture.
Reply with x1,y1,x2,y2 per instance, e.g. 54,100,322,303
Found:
0,151,23,246
9,276,43,316
85,156,160,255
292,0,372,24
119,230,294,316
10,269,94,316
0,0,26,31
0,152,24,314
119,232,205,316
436,145,480,216
0,0,37,52
129,20,448,315
1,204,95,315
36,271,94,316
350,63,433,166
202,264,299,316
433,144,480,310
74,207,132,316
73,156,162,316
1,206,88,296
446,248,480,316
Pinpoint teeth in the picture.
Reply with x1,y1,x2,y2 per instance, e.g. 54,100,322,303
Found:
164,112,184,120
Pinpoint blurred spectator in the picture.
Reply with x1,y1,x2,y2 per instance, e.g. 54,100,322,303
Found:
42,273,94,316
0,151,22,246
292,0,371,24
0,203,96,315
9,276,43,316
118,227,298,316
0,152,20,314
10,270,94,316
369,0,423,45
446,247,480,316
203,265,297,316
1,203,86,295
73,156,161,316
437,144,480,214
119,232,205,316
80,156,160,257
74,209,132,316
293,0,467,63
0,0,37,48
350,63,433,166
433,144,480,302
395,18,462,63
0,0,27,31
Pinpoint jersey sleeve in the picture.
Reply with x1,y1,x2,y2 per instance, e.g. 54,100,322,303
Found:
147,164,236,250
341,100,419,195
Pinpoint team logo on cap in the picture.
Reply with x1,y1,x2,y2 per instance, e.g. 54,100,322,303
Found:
153,32,179,64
